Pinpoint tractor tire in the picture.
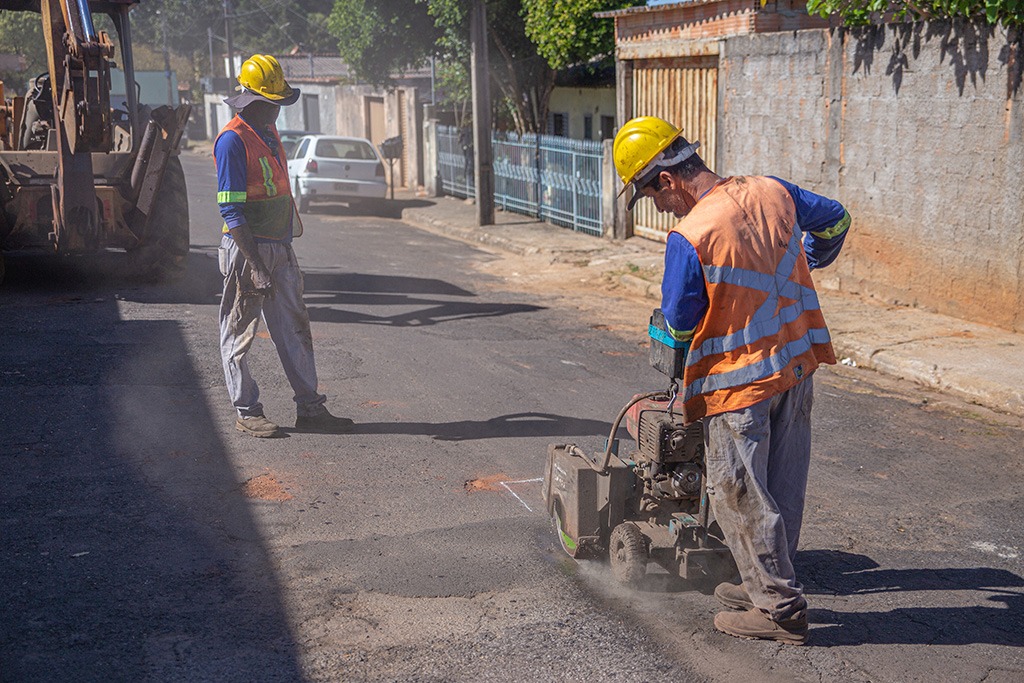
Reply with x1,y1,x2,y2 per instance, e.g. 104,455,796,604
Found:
608,522,648,586
128,156,189,281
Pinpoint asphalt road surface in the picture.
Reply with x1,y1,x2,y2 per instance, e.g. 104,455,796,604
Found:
2,150,1022,682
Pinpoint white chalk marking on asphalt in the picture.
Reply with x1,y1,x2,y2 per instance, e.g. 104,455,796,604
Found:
500,477,543,513
971,541,1020,559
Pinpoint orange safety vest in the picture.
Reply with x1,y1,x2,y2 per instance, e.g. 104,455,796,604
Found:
214,115,302,240
674,176,836,420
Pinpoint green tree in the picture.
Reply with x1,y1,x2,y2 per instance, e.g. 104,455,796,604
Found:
0,10,48,94
328,0,440,86
522,0,636,71
457,0,555,133
328,0,566,134
805,0,1024,26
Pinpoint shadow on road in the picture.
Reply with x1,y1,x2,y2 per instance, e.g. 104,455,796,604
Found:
302,270,545,327
304,271,475,298
1,248,225,307
307,298,544,327
797,549,1024,646
302,197,434,219
349,411,616,441
2,250,545,332
0,258,305,680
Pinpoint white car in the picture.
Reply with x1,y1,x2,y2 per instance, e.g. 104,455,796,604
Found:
287,135,388,213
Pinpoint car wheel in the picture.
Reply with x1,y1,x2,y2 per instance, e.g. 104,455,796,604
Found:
295,179,310,214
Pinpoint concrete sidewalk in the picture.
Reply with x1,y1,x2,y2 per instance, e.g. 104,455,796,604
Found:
396,191,1024,419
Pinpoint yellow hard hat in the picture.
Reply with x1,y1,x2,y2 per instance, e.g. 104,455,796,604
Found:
613,116,700,209
236,54,297,104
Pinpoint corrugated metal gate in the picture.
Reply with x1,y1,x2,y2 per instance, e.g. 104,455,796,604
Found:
632,56,718,241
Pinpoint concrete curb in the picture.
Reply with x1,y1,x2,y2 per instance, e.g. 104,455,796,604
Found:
403,209,544,257
618,273,660,300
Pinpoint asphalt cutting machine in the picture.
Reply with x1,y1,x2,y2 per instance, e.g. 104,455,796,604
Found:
543,309,736,586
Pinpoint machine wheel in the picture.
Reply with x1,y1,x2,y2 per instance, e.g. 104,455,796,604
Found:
128,156,189,281
295,180,310,213
608,522,648,585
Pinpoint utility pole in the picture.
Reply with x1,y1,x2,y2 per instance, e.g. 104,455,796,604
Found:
159,10,173,105
223,0,235,84
208,27,216,77
469,0,493,226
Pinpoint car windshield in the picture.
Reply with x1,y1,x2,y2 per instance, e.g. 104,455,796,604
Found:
315,139,377,161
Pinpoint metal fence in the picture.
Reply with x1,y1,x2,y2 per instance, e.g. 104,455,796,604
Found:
437,125,603,236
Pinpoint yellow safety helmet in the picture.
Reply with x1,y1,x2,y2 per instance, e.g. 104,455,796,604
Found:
613,116,700,210
229,54,300,107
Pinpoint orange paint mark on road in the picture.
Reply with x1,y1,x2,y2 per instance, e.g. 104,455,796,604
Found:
241,472,293,501
464,474,510,493
256,331,271,339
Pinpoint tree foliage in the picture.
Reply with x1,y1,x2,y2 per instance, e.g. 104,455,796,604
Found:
806,0,1024,27
0,2,338,95
522,0,635,71
131,1,338,58
327,0,440,86
329,0,617,134
0,10,47,93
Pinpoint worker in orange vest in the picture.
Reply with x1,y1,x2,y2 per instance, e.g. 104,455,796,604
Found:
214,54,353,437
614,116,851,645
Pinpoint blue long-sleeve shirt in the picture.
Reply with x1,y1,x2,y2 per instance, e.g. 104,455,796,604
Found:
661,176,850,340
214,119,293,242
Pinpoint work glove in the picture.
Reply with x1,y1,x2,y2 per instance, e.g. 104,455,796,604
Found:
247,263,274,298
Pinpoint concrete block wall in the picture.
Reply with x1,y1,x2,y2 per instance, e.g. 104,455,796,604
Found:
719,22,1024,332
276,83,338,135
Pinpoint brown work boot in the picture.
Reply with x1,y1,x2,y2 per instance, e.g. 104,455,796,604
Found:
714,608,808,645
295,407,354,434
235,414,280,438
715,582,754,611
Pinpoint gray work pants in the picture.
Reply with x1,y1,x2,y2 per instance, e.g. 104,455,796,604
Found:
704,375,814,621
218,235,326,418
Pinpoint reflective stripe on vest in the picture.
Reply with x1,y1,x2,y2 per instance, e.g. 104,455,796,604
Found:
258,157,278,197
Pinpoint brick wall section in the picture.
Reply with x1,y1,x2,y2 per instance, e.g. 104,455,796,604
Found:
719,25,1024,332
616,1,756,45
616,1,827,46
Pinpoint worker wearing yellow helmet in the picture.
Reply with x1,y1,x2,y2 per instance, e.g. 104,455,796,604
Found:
213,54,353,438
224,53,301,108
614,115,852,645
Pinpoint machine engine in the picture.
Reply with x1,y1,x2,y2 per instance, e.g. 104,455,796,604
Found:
624,394,705,510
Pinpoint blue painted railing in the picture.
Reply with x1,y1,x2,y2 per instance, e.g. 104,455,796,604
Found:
437,125,603,237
